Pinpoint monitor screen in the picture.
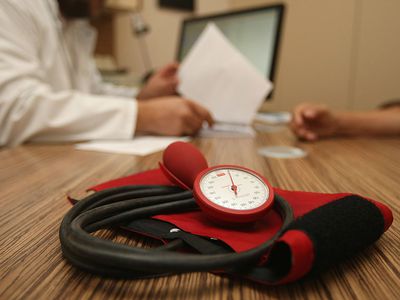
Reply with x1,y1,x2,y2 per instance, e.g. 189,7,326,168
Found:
178,4,285,95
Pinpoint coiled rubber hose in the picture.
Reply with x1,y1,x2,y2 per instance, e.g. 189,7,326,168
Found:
59,185,293,279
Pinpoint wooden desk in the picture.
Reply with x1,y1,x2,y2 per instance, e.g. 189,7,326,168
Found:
1,129,399,300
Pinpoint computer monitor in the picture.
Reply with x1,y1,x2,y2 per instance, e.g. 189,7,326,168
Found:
177,4,285,99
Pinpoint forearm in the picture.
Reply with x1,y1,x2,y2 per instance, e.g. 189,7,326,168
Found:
335,108,400,136
0,79,137,146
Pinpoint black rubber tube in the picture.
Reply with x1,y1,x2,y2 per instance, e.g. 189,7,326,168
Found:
59,185,293,279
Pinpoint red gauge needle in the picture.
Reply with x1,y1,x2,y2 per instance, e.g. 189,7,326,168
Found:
228,170,238,196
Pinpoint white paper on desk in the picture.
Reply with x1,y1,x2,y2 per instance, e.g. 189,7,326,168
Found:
255,112,292,125
75,136,190,156
200,123,255,138
178,23,273,125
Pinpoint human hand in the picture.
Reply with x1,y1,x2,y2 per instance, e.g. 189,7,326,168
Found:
136,96,214,136
290,103,340,141
137,63,179,100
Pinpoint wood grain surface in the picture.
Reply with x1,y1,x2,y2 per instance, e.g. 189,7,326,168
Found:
0,128,399,300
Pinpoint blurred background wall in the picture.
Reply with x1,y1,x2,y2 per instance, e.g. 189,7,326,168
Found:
95,0,400,111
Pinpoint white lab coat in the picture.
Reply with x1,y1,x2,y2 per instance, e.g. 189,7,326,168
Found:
0,0,138,147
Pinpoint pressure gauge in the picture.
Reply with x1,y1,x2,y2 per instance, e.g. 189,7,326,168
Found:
193,165,274,224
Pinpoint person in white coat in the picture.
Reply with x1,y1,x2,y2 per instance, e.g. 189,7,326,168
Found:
0,0,213,147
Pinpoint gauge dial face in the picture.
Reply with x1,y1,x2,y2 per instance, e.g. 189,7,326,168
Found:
199,167,270,211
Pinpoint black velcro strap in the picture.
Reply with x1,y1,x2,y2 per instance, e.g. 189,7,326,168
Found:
124,218,232,254
288,195,385,273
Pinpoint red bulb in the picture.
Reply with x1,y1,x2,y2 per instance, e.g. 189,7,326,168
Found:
160,142,208,190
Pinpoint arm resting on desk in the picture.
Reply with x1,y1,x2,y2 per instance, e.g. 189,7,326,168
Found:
291,103,400,141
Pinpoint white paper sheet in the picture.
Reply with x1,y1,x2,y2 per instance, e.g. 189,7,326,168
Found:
75,136,190,156
178,23,273,125
200,123,255,138
254,112,292,125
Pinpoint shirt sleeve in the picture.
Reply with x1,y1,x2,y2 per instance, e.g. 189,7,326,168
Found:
0,1,137,147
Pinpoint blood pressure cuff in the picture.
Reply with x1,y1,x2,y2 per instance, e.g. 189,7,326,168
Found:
82,168,393,285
